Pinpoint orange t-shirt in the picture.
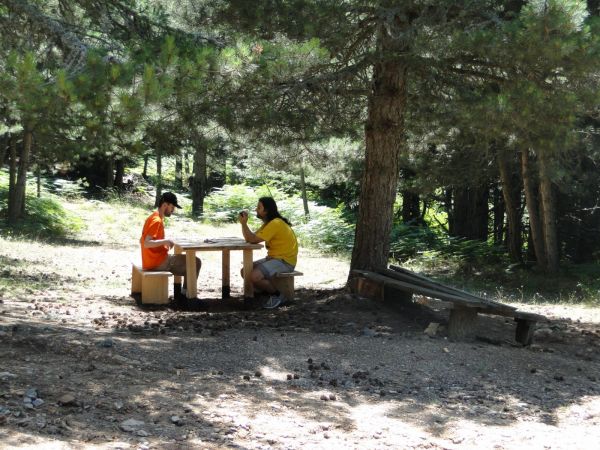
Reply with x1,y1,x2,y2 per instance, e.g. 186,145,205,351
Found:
140,211,168,269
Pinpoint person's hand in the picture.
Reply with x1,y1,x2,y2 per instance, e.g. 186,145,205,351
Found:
165,239,174,249
238,210,248,225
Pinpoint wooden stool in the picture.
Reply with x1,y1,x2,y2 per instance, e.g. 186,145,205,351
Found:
131,264,172,305
272,271,303,301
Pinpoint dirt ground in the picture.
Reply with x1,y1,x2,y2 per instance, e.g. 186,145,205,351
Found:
1,220,600,449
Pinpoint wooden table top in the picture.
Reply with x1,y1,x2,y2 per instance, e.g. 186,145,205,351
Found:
174,237,263,251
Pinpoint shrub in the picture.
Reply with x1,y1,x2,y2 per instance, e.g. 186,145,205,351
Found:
0,193,84,239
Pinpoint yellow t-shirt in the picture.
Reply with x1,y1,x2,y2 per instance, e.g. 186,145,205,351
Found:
255,218,298,266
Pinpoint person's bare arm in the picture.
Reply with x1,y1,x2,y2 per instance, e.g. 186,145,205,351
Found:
143,235,174,249
239,211,264,244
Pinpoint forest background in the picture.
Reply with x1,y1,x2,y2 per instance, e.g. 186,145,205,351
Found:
2,0,600,303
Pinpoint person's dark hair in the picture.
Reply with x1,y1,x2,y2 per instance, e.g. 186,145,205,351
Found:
258,196,291,226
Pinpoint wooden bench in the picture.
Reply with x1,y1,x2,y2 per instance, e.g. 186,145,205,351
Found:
272,271,303,301
350,268,544,346
131,264,173,305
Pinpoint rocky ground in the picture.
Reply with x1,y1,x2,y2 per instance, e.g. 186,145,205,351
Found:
1,231,600,449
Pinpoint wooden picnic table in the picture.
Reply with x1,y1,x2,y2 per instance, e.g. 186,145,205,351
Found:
173,238,263,300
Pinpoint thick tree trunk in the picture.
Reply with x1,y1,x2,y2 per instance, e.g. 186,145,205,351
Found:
105,156,114,188
497,152,523,262
299,165,309,220
114,158,125,190
191,140,207,216
538,150,559,272
492,185,504,246
0,134,7,167
8,136,18,216
520,149,546,268
350,24,406,272
36,164,41,198
8,128,32,222
183,151,190,187
398,168,420,224
450,185,488,241
401,190,420,224
154,152,162,207
142,155,149,179
175,153,183,189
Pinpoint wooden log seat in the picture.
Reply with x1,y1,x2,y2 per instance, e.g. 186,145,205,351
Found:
131,264,173,305
271,271,303,302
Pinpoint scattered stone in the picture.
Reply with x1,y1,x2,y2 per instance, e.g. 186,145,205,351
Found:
243,375,250,381
58,394,77,406
424,322,440,337
320,395,329,401
101,338,114,348
287,374,293,380
25,388,38,400
328,394,336,401
120,418,145,432
361,327,377,337
0,372,17,380
171,415,183,426
255,371,262,377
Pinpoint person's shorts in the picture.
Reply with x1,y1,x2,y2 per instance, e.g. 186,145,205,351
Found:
254,258,295,279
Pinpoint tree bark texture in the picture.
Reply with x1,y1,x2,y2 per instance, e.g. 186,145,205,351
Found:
350,24,407,272
401,190,420,224
191,140,207,216
492,185,504,245
154,152,162,207
175,153,183,189
8,129,32,222
0,134,7,166
497,152,523,262
114,158,125,190
299,165,309,220
105,157,114,188
142,155,148,179
538,150,559,272
449,185,488,241
8,136,18,217
520,149,546,268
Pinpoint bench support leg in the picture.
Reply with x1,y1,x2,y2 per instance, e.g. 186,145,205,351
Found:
142,276,170,305
272,277,294,302
448,307,478,340
131,266,142,294
515,319,536,346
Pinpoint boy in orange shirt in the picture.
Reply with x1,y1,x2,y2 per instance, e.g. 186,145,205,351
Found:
140,192,201,299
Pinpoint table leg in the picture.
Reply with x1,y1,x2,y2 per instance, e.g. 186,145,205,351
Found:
174,245,183,297
242,249,254,300
186,250,198,299
222,249,230,299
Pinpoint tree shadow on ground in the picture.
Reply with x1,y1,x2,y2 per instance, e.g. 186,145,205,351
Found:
2,287,599,447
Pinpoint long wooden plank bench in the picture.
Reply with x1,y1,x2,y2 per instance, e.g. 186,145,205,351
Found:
350,269,544,345
131,264,173,305
272,271,303,302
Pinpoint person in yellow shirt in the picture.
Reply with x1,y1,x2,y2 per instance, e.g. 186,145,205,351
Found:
239,197,298,308
140,192,201,300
